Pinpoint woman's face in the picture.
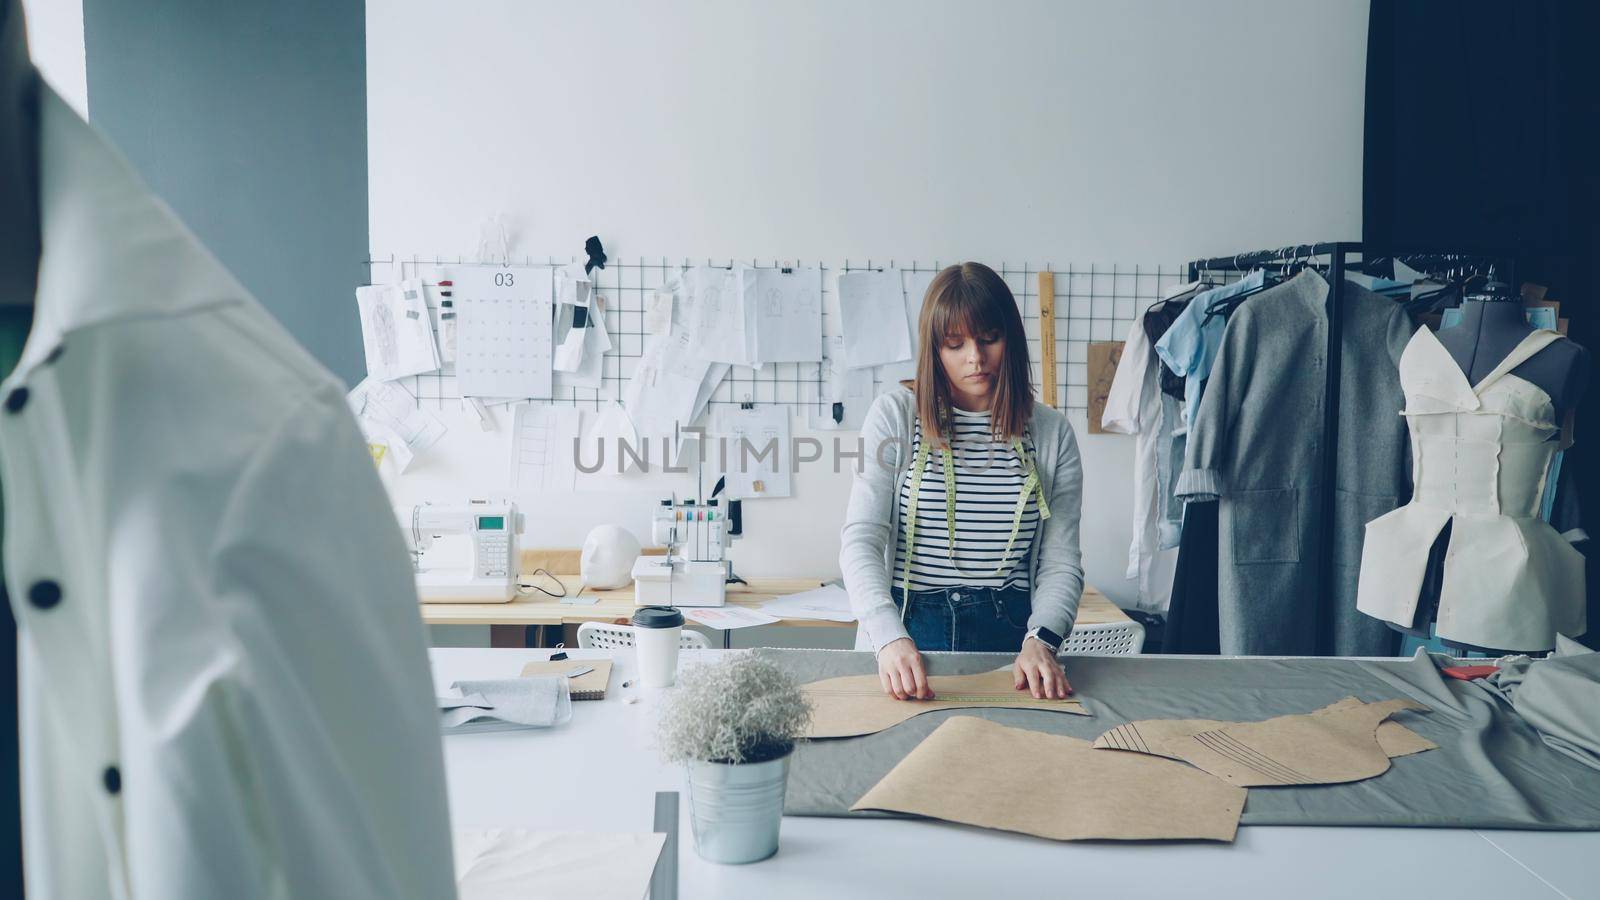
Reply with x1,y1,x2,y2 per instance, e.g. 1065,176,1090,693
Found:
938,327,1005,410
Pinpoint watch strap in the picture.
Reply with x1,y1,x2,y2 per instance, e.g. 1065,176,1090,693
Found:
1026,625,1063,653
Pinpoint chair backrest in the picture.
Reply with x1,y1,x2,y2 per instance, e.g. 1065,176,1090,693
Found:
576,621,711,651
1062,620,1145,656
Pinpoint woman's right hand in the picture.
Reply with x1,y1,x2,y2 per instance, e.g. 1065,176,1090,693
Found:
877,637,934,700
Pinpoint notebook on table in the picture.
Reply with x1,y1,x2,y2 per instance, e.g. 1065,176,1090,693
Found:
520,659,614,700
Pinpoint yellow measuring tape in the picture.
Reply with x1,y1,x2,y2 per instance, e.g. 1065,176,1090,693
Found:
899,430,1051,606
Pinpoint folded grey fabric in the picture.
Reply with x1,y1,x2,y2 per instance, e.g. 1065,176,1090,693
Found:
439,677,571,733
758,647,1600,830
1486,635,1600,772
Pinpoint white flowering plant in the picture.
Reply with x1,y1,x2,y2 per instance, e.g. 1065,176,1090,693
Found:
656,654,813,765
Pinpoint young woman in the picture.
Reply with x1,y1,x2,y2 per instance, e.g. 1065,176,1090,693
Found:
840,262,1084,701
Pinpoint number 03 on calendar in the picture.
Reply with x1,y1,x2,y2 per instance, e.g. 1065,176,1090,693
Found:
446,265,556,400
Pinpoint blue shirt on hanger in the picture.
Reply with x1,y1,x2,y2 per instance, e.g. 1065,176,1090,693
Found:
1153,269,1267,429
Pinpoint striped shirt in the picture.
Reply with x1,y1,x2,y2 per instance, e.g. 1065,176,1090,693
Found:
893,407,1041,592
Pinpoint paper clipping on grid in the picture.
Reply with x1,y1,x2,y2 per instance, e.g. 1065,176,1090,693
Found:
511,403,582,492
355,280,441,381
552,263,594,374
621,272,723,469
714,404,791,499
348,378,446,473
553,298,612,390
743,264,823,363
644,288,673,335
837,269,911,369
809,336,875,431
876,268,934,383
682,265,758,367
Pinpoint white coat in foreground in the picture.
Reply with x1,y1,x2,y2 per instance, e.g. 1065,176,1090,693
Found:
0,86,455,900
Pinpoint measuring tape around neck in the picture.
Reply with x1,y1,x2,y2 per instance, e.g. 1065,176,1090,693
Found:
899,423,1052,609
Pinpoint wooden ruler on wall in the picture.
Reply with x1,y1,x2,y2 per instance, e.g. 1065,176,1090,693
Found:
1038,271,1057,407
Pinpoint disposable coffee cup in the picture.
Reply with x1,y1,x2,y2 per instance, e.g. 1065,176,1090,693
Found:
634,605,685,688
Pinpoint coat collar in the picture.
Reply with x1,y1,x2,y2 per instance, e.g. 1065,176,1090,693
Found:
13,86,246,380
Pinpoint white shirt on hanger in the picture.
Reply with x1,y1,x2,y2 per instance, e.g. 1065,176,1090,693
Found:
1101,283,1199,613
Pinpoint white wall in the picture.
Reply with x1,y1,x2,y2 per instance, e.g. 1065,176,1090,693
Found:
367,0,1370,614
21,0,86,116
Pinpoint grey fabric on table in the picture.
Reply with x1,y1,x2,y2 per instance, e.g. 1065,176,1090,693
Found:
1486,635,1600,771
439,677,571,733
763,647,1600,829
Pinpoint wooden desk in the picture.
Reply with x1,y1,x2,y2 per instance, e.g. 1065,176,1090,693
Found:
420,576,1128,649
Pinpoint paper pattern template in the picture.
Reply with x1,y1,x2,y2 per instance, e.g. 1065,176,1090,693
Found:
837,269,912,369
623,273,715,450
683,607,780,630
683,266,757,366
511,403,582,492
1093,697,1433,787
347,377,446,473
801,668,1086,739
1094,697,1437,763
851,716,1245,843
644,288,673,335
757,584,855,622
744,265,822,363
714,404,791,499
876,268,935,383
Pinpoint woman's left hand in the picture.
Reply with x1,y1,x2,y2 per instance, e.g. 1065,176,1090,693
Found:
1013,638,1072,699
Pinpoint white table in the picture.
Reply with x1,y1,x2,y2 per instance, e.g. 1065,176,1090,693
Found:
432,648,1596,899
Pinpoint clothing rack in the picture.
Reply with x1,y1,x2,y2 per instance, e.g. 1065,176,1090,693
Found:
1183,242,1514,654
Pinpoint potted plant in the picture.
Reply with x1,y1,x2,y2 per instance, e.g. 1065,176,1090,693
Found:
656,654,813,864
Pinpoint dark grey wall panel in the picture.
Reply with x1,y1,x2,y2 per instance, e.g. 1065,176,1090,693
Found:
83,0,367,385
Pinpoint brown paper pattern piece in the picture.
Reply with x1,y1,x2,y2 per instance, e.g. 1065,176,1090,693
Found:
851,716,1246,842
1094,698,1432,787
1095,697,1437,762
802,668,1087,739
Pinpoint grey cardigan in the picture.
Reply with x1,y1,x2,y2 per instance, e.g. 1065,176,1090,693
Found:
839,386,1086,652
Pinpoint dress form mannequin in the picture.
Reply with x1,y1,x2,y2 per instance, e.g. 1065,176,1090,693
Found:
1433,290,1589,418
1397,280,1591,654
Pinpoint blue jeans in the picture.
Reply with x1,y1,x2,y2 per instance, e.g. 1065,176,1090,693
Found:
891,585,1031,652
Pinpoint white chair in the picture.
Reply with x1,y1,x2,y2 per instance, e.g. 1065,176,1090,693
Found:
577,621,712,651
1062,620,1145,656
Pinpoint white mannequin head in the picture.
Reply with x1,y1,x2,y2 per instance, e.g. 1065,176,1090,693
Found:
580,524,641,589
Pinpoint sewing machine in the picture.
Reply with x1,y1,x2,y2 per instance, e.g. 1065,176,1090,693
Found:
631,497,730,607
402,500,522,602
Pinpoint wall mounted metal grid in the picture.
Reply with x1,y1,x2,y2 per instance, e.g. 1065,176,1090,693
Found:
363,253,1191,417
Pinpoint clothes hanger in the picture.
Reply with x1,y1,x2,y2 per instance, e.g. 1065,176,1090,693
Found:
1406,259,1481,308
1200,257,1286,325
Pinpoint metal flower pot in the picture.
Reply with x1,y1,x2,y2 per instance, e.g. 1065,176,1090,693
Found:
685,753,791,864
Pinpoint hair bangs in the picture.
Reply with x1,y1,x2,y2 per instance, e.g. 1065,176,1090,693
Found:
927,280,1005,345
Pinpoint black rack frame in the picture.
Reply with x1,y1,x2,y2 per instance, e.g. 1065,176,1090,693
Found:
1184,242,1515,653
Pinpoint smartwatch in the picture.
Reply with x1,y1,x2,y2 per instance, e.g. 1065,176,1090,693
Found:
1025,625,1063,654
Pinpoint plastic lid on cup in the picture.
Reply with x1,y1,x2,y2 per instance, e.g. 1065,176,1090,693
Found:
634,606,684,629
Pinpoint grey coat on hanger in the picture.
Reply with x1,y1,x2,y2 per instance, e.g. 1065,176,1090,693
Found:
1175,270,1413,656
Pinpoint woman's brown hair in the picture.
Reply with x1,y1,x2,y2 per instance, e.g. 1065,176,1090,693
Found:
912,262,1034,449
